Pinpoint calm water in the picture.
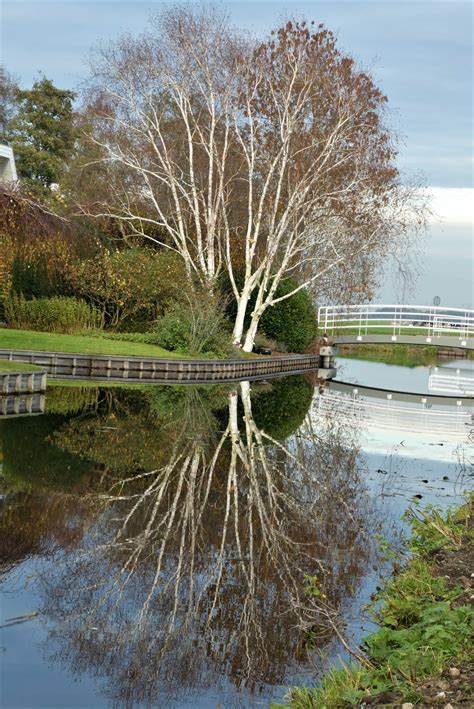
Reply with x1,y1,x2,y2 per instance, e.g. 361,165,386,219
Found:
1,359,472,708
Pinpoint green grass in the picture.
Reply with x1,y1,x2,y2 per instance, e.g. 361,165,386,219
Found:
280,495,474,708
47,378,146,389
338,344,443,368
0,360,42,374
0,328,198,359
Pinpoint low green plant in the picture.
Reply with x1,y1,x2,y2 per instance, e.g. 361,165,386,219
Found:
303,574,327,600
95,331,163,346
404,504,467,555
155,296,231,356
282,495,474,708
4,293,100,334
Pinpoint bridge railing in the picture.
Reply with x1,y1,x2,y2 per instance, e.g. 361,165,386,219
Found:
317,304,474,340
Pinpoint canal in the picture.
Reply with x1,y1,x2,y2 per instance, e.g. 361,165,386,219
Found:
0,355,472,707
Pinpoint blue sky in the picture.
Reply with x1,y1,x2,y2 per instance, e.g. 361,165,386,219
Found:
1,1,472,190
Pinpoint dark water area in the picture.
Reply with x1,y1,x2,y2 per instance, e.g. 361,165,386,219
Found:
0,361,472,708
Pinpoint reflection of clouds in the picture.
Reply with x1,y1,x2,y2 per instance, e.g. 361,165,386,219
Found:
21,382,379,707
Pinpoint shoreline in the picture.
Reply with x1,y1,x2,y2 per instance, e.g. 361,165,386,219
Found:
282,494,474,708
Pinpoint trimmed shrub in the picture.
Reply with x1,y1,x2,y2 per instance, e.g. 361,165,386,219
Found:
4,293,100,333
260,279,318,353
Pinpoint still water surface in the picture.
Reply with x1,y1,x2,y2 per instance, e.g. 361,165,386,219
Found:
0,357,472,708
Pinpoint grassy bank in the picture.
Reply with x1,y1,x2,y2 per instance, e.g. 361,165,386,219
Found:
0,328,201,359
338,343,472,368
0,360,42,374
284,495,474,708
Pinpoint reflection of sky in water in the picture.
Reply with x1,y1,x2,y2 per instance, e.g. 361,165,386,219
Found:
337,356,473,394
1,365,472,709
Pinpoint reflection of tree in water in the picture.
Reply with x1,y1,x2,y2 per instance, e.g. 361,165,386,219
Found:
1,379,379,706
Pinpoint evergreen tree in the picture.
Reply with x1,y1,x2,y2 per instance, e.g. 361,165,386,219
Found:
8,77,76,192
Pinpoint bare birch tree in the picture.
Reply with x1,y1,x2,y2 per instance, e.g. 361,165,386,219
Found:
77,4,426,350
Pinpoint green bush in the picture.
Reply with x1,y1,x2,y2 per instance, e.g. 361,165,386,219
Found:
155,297,231,356
65,247,188,329
259,279,318,353
155,307,191,351
4,293,100,333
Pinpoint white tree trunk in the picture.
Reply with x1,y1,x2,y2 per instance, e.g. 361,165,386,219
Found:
232,288,252,346
243,308,263,352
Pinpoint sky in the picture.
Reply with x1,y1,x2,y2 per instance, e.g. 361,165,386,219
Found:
1,0,472,190
1,0,473,303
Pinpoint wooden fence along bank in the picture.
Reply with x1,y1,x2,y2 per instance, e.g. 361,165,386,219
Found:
0,349,337,385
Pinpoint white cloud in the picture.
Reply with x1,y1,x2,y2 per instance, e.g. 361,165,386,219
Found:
427,187,474,225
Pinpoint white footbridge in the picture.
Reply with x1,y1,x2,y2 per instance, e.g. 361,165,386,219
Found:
318,303,473,350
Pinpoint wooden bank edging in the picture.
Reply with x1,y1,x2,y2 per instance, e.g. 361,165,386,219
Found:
0,369,47,395
0,349,332,384
1,392,46,417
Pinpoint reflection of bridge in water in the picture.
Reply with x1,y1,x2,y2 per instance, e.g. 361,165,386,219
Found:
318,303,474,350
314,385,473,444
428,365,474,396
330,379,473,407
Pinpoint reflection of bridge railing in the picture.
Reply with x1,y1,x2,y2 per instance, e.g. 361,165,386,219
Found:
313,389,472,437
318,304,473,344
428,366,474,396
